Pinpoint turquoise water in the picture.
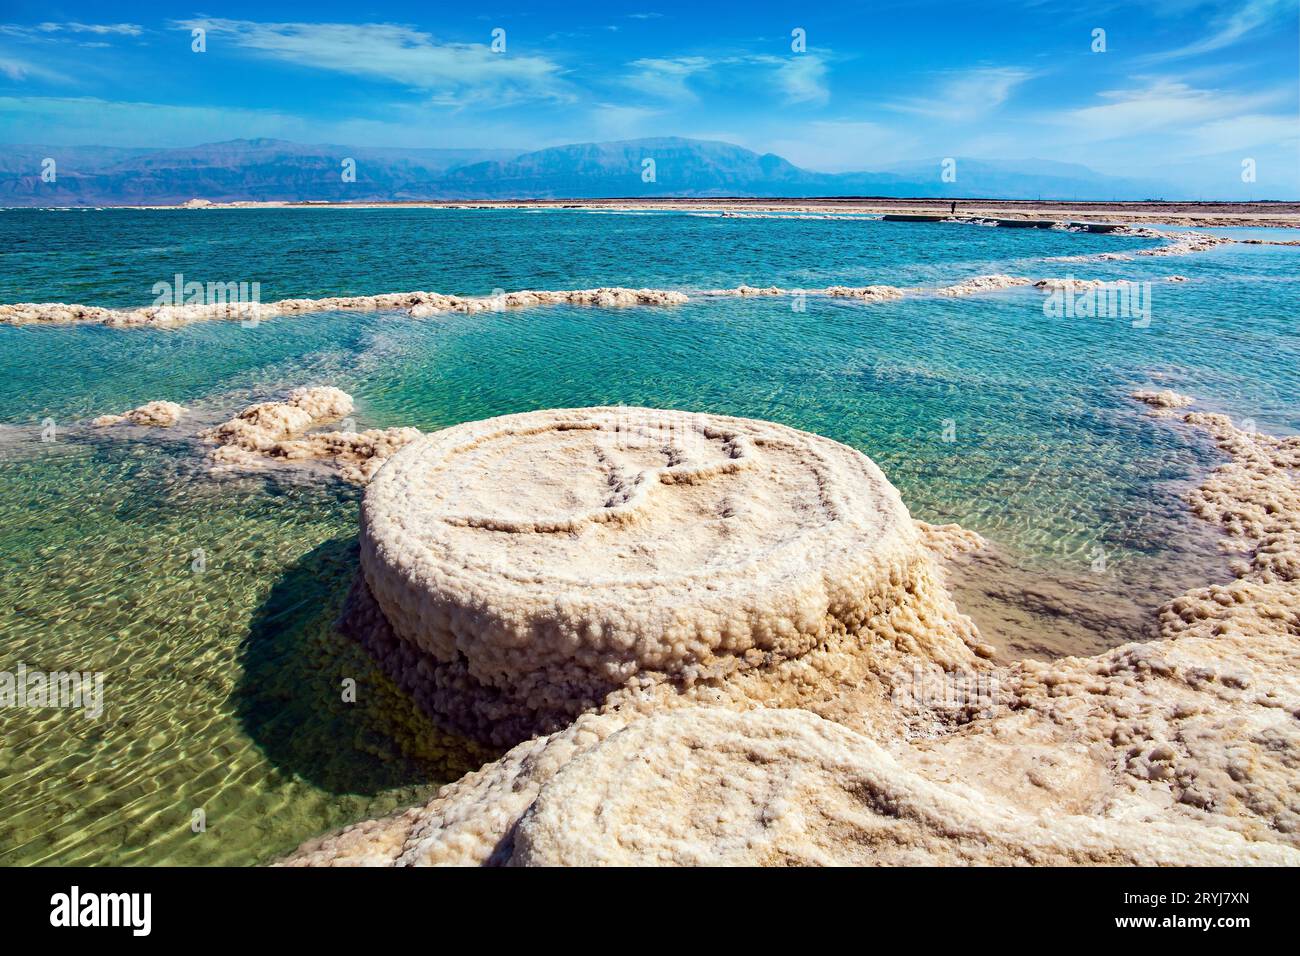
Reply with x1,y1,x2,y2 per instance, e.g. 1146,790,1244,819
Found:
1,208,1297,864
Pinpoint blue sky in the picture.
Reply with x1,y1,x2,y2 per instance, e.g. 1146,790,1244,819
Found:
1,0,1297,193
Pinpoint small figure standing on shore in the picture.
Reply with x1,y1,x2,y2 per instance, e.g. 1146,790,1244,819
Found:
950,201,956,215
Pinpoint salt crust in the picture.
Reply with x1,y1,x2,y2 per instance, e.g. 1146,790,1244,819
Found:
281,398,1300,866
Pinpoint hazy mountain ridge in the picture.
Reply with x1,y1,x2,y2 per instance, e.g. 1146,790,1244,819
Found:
0,136,1189,203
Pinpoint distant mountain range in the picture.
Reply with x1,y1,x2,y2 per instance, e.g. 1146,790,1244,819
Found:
0,136,1201,204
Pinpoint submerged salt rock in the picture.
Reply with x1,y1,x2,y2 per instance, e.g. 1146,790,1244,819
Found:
203,386,419,484
278,427,424,484
91,400,186,428
935,275,1031,296
358,406,982,743
215,426,424,484
203,386,353,451
1131,389,1194,409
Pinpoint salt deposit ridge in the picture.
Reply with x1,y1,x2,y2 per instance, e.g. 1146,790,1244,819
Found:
280,399,1300,866
0,224,1239,329
0,273,1189,328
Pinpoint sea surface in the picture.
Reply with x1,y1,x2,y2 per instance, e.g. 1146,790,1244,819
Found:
1,207,1297,865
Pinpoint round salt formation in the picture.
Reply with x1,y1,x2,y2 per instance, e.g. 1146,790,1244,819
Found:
360,406,942,742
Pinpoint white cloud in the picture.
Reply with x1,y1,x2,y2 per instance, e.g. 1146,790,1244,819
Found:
0,54,69,83
1054,79,1288,141
1145,0,1293,61
1,22,144,40
1178,114,1300,156
624,57,713,101
773,56,829,106
626,53,830,107
173,19,573,107
37,23,144,36
889,67,1034,120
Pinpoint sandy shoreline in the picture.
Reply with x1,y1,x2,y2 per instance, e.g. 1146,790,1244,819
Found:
20,197,1300,229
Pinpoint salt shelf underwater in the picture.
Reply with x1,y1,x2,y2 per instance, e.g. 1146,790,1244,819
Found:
1,207,1298,865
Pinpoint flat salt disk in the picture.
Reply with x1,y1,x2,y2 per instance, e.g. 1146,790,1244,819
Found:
359,406,922,720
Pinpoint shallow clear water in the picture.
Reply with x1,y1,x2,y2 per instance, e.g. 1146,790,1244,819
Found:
0,208,1297,864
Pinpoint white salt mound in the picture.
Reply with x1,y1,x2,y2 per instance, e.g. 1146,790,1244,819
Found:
203,386,354,450
202,386,420,484
1034,278,1135,293
1117,227,1234,257
824,285,907,300
356,406,984,743
936,275,1031,297
1131,389,1195,409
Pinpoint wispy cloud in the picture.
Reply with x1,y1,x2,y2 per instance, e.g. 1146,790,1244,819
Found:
1,22,143,38
173,18,573,107
772,55,829,105
1180,113,1300,156
625,57,713,101
1054,78,1288,140
889,67,1033,120
0,54,70,83
1144,0,1293,61
626,53,830,106
38,22,143,36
